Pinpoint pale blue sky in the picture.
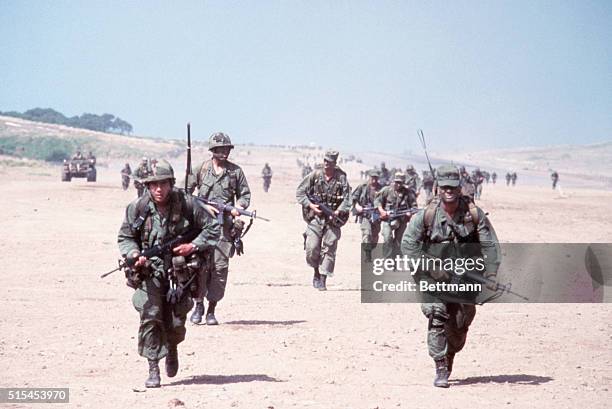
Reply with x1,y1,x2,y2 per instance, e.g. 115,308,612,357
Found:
1,1,610,152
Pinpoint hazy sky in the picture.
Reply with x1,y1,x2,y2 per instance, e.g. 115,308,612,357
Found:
1,1,610,152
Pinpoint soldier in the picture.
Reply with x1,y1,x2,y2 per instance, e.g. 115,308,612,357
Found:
505,172,512,186
352,169,383,262
296,150,351,291
551,171,559,189
380,162,391,186
491,171,497,184
472,168,485,200
72,150,84,160
375,172,417,259
121,162,132,191
87,151,96,165
459,166,476,202
422,170,435,205
134,157,152,197
188,132,251,325
261,163,273,192
302,163,313,178
511,172,517,186
401,165,500,388
117,160,220,388
405,164,421,193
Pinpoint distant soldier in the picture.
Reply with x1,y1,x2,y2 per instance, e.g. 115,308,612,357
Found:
422,170,435,205
511,172,517,186
375,172,417,259
261,163,273,192
491,171,497,184
150,158,158,171
405,164,421,193
188,132,251,325
459,166,476,202
472,168,485,200
551,171,559,189
352,169,383,262
401,165,501,388
72,150,84,160
483,171,490,184
380,162,391,186
296,150,351,290
117,160,220,388
302,163,313,178
121,163,132,191
505,172,512,186
134,157,152,197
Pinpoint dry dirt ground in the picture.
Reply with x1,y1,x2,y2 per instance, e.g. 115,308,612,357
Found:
1,149,611,409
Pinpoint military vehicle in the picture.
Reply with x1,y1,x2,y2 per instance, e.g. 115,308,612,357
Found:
62,157,97,182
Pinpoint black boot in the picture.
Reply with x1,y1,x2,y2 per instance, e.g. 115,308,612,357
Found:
205,301,218,325
312,267,322,289
145,359,161,388
433,357,450,388
447,353,455,377
190,301,204,324
165,345,179,378
319,274,327,291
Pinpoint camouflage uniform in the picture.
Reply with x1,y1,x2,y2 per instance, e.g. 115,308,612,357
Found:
117,160,220,387
351,169,383,260
134,159,152,197
405,165,421,193
505,172,512,186
375,173,417,259
121,163,132,191
296,150,351,287
401,165,500,388
491,172,497,184
471,168,484,200
422,170,435,204
460,167,476,202
190,135,251,309
511,172,517,186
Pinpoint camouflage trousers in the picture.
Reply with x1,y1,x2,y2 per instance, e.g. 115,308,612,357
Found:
421,302,476,360
381,219,408,259
304,217,341,276
194,223,232,303
360,218,381,249
132,275,193,361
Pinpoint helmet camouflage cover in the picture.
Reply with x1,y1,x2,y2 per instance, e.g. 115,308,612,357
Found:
142,159,175,183
209,132,234,150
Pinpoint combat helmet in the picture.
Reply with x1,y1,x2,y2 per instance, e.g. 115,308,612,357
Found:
209,132,234,151
142,159,175,184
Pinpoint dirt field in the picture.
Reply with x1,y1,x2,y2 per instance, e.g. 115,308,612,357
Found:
1,149,611,409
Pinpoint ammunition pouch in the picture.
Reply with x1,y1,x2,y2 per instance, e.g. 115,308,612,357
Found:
229,218,246,256
166,254,202,304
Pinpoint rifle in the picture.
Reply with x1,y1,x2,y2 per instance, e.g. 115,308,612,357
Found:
185,123,194,192
461,270,530,303
100,230,200,279
418,129,437,195
194,197,270,226
383,207,420,222
352,205,378,223
307,195,349,227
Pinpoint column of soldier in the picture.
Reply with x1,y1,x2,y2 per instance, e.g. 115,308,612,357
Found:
114,134,512,390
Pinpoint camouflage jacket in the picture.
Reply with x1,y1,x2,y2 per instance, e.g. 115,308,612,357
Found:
261,166,273,178
296,167,351,212
191,160,251,209
405,171,421,192
401,198,500,278
352,182,382,207
374,185,417,212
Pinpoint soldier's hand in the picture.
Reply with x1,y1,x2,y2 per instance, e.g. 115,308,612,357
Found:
309,203,323,215
354,203,363,214
129,250,147,268
379,210,389,220
173,243,196,256
230,207,242,217
485,275,499,292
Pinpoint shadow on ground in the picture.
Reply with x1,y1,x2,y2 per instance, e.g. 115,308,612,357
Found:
451,374,553,386
166,374,285,386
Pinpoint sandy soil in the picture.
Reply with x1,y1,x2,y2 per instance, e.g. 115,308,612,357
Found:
1,149,611,409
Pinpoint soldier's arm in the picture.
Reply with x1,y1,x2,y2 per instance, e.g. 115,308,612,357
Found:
338,178,352,212
191,200,221,251
351,184,363,204
476,209,501,277
373,187,387,209
296,173,314,207
117,202,141,257
235,168,251,209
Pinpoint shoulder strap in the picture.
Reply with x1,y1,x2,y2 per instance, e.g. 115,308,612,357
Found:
423,200,438,238
467,200,479,226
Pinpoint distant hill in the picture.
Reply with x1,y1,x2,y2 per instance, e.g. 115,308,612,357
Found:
0,115,182,162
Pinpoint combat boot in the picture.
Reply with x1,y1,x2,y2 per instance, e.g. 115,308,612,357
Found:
433,357,450,388
312,268,322,289
145,359,161,388
165,345,179,378
319,274,327,291
447,353,455,377
205,301,218,325
190,301,204,324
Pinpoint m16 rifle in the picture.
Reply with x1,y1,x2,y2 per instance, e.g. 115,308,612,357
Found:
307,195,349,227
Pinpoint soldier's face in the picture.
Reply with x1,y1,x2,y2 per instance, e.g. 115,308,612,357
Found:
369,176,379,185
323,159,335,171
439,185,461,203
212,147,231,162
393,181,402,191
148,180,172,205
